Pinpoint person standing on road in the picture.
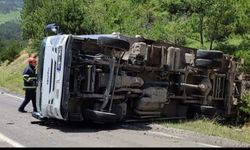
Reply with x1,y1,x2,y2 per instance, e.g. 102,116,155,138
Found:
18,57,37,113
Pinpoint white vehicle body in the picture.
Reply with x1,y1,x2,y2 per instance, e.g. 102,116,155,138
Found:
37,35,69,119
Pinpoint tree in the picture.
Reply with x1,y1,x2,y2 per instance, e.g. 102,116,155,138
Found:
20,0,250,52
21,0,93,40
233,0,250,37
205,0,238,49
21,0,44,39
189,0,214,47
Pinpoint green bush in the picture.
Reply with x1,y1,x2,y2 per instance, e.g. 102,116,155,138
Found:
238,38,250,50
234,50,250,73
30,39,42,52
0,40,27,63
214,42,238,54
239,91,250,123
0,40,23,63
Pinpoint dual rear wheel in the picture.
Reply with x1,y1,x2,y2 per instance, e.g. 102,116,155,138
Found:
195,50,224,69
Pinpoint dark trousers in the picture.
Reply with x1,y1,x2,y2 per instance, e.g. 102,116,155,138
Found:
19,90,37,112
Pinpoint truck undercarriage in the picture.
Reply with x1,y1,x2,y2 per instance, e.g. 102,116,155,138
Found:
31,34,242,124
53,34,242,124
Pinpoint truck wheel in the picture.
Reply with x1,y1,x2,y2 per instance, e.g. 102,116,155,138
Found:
196,50,223,59
195,59,222,69
186,105,200,119
187,105,216,119
97,37,130,51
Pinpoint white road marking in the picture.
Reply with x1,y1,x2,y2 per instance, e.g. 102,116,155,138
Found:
0,132,25,147
1,93,23,100
148,131,220,147
197,143,221,147
148,131,183,139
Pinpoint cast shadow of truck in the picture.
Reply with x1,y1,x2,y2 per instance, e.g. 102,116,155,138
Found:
30,119,153,133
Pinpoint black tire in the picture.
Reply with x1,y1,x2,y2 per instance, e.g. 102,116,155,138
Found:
200,105,216,116
195,59,222,69
196,50,223,59
187,105,216,119
97,37,130,51
186,105,200,119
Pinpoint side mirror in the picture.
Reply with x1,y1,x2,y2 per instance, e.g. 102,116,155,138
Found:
45,23,60,36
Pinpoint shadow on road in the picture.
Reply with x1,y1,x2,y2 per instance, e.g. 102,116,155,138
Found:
30,119,153,133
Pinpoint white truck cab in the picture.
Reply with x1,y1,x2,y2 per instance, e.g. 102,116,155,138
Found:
36,35,69,120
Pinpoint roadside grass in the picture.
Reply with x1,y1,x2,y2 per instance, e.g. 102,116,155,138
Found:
0,11,20,25
0,50,30,95
158,118,250,144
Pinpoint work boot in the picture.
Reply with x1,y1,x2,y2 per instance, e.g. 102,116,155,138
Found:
18,108,27,113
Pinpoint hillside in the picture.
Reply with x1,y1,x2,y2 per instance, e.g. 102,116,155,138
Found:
0,10,20,25
0,0,22,24
0,0,22,13
0,49,36,94
0,51,27,94
0,0,22,39
0,0,23,63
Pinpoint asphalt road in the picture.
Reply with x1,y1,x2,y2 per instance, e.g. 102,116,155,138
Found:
0,90,249,148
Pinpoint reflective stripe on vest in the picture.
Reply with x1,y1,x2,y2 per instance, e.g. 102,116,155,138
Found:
29,77,37,80
23,86,36,89
23,74,29,77
23,76,37,82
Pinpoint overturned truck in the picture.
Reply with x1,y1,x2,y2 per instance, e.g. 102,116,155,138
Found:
33,33,243,123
